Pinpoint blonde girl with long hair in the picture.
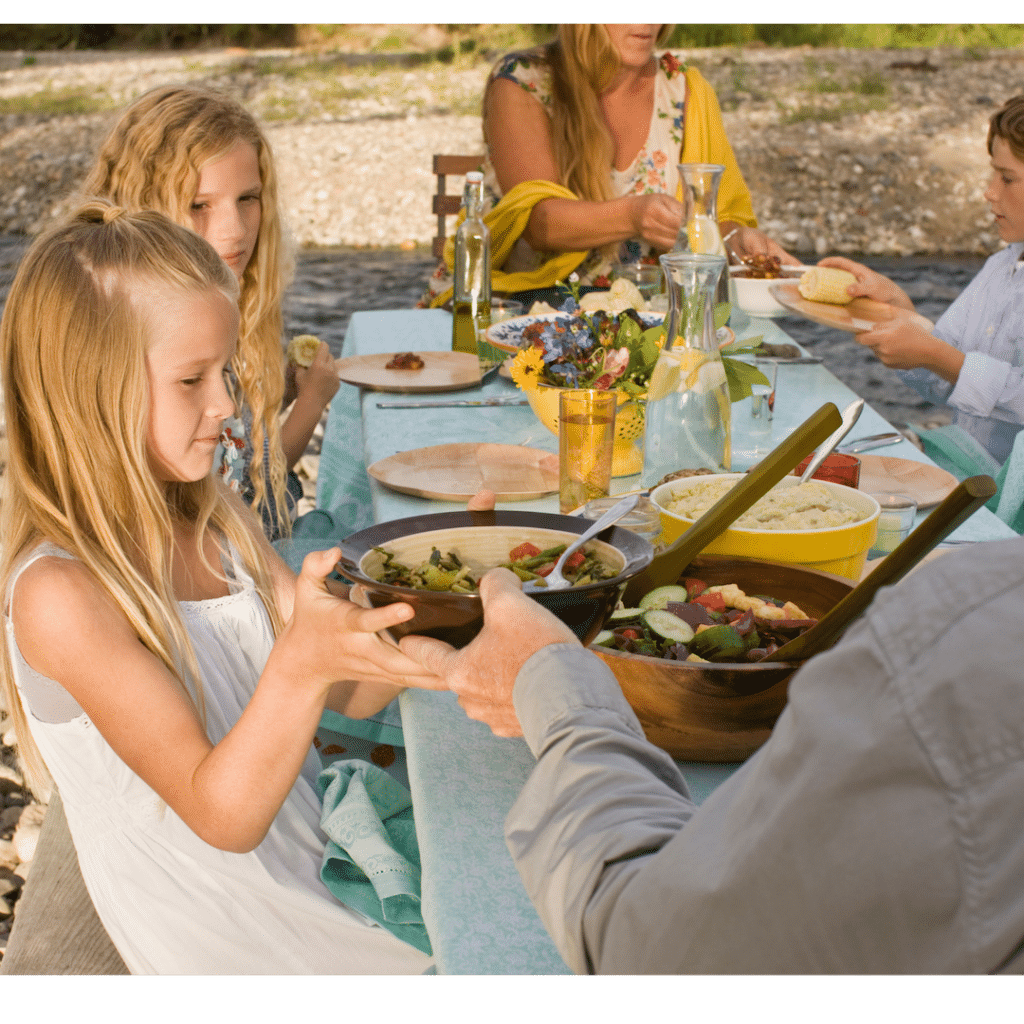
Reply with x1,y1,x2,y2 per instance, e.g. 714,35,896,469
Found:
480,24,794,286
0,201,435,973
81,85,339,541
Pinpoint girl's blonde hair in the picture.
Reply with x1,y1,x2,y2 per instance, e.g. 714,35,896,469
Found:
0,200,284,795
489,25,674,205
81,85,293,535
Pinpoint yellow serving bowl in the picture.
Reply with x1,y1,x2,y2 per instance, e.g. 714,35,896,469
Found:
650,473,880,581
524,383,644,477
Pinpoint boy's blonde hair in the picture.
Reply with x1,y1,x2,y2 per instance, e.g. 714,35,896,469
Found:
0,200,284,795
81,85,293,535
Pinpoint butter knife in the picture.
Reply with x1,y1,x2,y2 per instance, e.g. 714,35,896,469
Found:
376,397,529,409
838,432,906,454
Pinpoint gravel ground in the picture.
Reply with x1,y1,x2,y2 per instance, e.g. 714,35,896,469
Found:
0,41,1014,959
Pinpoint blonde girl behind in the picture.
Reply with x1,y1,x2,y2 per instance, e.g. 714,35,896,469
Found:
81,85,302,538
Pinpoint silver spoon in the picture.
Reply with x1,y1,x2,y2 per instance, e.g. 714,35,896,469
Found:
523,492,641,592
799,398,865,484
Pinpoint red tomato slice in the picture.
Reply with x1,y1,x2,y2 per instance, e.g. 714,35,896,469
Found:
564,550,586,571
683,577,708,599
692,592,726,612
534,563,555,577
509,542,541,561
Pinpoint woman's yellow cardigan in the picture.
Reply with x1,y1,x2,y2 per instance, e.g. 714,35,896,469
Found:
431,67,756,308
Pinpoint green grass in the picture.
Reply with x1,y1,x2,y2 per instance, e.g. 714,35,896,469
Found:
0,87,115,117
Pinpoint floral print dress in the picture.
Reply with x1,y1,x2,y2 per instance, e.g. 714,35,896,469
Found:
481,49,690,284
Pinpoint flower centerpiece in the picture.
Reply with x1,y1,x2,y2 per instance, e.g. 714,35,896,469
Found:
509,278,767,477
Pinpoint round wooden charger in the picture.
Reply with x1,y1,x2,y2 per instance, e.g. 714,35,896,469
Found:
367,443,560,502
335,351,480,393
856,454,958,510
769,281,934,334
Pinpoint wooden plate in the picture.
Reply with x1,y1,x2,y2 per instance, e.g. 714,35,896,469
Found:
769,281,934,334
335,351,480,393
367,443,560,501
857,454,958,509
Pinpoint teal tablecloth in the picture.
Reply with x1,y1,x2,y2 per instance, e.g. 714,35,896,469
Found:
312,308,1017,975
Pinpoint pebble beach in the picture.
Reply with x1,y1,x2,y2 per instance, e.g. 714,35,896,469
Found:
0,39,1017,959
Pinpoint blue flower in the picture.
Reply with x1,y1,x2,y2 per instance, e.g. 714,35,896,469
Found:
550,362,583,386
558,295,579,314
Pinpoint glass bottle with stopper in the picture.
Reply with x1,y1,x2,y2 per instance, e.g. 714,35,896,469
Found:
641,251,731,487
673,163,730,306
451,171,491,356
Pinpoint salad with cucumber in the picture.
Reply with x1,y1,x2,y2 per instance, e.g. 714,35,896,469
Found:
592,578,817,663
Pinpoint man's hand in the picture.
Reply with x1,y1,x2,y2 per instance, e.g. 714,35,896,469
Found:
399,568,581,737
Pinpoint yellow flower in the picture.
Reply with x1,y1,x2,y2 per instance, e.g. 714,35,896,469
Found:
510,347,546,392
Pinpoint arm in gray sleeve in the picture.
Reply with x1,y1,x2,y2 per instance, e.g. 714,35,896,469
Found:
505,548,1024,973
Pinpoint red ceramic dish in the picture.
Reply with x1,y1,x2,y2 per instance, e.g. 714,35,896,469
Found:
794,451,861,489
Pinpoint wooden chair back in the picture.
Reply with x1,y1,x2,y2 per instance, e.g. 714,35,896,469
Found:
432,154,484,260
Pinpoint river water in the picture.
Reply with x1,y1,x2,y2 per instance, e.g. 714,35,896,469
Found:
1,235,986,430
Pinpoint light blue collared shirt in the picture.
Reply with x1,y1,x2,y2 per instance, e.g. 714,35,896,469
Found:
899,242,1024,464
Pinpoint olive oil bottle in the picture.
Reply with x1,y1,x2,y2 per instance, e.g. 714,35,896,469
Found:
452,171,491,355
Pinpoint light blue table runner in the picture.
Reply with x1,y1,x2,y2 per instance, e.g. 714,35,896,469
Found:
312,308,1017,974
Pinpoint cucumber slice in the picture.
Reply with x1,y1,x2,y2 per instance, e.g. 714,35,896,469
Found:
642,610,695,644
609,607,644,622
638,585,690,611
591,630,616,647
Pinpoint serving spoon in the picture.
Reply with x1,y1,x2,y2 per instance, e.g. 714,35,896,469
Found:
763,474,998,664
523,492,641,592
621,402,843,606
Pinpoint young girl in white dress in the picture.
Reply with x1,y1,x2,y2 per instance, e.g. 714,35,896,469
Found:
82,86,341,541
0,201,436,974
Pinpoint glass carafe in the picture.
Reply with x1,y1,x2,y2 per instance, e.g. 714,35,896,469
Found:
641,252,731,487
674,162,729,306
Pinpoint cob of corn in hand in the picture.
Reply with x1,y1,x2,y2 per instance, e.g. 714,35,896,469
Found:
798,267,857,305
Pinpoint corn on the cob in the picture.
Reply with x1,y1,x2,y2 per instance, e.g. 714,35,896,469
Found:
287,333,322,367
798,267,857,305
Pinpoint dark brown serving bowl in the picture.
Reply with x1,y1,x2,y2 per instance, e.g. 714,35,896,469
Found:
335,509,654,648
590,554,857,763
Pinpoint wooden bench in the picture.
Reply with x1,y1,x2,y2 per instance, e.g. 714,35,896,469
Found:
0,791,127,974
431,154,484,259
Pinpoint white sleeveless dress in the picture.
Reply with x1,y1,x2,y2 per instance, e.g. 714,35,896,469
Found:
4,543,432,975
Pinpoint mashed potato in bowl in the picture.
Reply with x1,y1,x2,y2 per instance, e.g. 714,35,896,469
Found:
662,478,867,531
650,474,881,581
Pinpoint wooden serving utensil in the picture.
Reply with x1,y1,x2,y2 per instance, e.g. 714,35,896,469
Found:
763,474,998,664
622,402,843,605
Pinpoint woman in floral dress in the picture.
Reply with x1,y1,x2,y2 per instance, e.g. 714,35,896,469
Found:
480,24,794,287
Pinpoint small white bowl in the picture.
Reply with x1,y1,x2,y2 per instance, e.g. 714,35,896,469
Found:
730,266,807,318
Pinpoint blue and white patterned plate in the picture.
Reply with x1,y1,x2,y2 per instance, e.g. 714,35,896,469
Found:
483,311,665,355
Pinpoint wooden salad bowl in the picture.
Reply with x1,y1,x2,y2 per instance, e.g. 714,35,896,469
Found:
590,553,856,763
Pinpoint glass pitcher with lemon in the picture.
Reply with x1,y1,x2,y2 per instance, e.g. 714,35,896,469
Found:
673,162,730,306
641,252,731,487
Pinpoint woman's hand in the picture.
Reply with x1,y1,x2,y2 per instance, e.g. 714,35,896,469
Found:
399,568,581,737
817,256,915,311
854,320,965,383
723,223,798,268
294,342,340,410
630,193,686,251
